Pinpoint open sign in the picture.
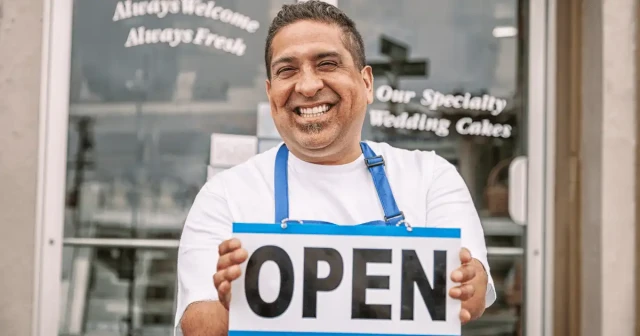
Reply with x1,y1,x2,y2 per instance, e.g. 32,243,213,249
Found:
229,223,461,336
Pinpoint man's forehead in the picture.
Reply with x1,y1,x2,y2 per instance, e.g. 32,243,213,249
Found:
273,20,343,42
272,48,343,64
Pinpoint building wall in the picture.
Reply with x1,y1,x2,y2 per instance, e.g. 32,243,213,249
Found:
0,0,45,334
580,0,638,335
636,0,640,333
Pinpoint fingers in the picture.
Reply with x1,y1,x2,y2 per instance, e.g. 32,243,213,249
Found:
459,248,472,264
460,308,472,324
216,280,232,310
214,264,243,287
213,264,244,303
217,238,247,271
451,263,476,283
217,248,248,271
219,238,242,255
214,238,248,300
449,283,475,300
216,277,232,296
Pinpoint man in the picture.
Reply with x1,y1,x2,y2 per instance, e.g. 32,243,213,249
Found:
175,1,495,335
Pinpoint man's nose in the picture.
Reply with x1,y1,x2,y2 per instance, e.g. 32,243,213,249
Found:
294,69,324,97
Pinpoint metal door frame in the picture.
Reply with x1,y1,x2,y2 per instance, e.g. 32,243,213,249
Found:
33,0,557,335
33,0,73,335
528,0,556,335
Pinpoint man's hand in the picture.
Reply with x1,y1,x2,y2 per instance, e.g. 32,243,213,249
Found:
449,248,488,324
213,238,248,310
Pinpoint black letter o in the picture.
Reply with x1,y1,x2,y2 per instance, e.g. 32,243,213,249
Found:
244,245,294,318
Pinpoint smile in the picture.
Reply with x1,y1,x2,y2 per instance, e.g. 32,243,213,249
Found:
295,104,334,118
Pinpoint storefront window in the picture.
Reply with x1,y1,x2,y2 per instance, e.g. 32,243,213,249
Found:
60,0,526,335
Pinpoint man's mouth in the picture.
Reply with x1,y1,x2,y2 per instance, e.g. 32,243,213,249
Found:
294,104,334,118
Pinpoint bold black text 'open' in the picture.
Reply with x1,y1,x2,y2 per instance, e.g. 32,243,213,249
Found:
243,246,447,321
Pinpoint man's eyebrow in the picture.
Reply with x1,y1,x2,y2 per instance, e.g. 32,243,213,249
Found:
271,56,295,69
271,51,343,69
314,51,341,60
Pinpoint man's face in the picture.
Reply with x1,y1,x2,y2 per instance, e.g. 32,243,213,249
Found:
266,20,373,158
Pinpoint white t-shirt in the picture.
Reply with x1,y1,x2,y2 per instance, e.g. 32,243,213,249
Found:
174,141,496,332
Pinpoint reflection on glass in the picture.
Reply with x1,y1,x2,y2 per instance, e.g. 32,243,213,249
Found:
61,0,527,335
59,246,177,335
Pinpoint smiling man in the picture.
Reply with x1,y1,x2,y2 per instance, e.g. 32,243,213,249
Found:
175,1,496,335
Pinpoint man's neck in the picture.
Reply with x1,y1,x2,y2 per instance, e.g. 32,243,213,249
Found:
289,141,362,165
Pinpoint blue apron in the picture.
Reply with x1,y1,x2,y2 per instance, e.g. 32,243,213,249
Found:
273,141,411,230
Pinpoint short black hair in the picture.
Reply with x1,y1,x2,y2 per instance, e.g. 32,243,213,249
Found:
264,1,366,79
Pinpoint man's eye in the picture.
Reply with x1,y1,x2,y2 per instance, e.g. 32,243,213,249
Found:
319,62,338,69
277,67,295,75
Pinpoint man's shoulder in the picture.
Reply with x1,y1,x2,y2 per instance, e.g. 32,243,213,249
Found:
364,141,456,182
364,141,444,166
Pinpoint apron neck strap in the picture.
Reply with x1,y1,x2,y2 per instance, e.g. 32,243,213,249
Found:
274,143,290,224
274,142,405,225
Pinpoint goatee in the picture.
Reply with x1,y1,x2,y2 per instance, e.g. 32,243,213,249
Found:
298,122,324,134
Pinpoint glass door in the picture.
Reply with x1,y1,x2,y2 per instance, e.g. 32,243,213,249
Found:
41,0,549,335
338,1,534,335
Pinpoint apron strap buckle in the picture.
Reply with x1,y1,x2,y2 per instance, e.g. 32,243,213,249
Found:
385,211,413,231
385,212,412,232
364,155,385,168
384,211,405,223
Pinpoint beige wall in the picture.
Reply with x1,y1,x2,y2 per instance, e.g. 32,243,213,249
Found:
635,0,640,335
636,0,640,334
580,0,638,335
0,0,44,335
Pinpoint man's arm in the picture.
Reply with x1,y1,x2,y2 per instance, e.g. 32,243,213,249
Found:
181,301,228,336
424,153,497,313
175,176,233,335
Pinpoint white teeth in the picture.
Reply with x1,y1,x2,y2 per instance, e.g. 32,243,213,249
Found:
299,104,330,117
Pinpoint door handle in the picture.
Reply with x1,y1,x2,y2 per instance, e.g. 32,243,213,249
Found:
508,156,528,225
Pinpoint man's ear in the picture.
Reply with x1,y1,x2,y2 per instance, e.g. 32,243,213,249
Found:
361,65,374,104
265,79,277,118
265,79,272,97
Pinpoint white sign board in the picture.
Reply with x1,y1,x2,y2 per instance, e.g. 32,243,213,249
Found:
229,224,461,336
210,133,257,167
